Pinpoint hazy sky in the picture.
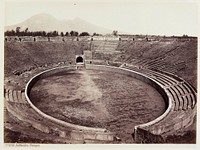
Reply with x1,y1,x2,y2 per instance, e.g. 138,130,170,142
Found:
4,0,198,36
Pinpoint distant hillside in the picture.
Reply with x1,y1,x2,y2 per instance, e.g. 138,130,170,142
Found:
5,13,112,34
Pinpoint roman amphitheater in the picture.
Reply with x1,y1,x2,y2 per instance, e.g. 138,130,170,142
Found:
4,35,197,144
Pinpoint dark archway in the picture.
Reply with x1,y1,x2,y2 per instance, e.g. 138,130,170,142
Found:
76,56,83,63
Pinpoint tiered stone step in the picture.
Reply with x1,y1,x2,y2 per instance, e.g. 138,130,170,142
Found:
5,88,114,143
4,89,28,104
4,110,81,144
5,100,72,138
4,88,76,137
91,40,119,54
120,65,196,111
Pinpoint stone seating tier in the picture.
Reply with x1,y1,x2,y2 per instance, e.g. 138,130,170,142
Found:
4,63,196,143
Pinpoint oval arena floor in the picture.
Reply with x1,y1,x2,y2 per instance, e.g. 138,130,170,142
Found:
29,69,166,143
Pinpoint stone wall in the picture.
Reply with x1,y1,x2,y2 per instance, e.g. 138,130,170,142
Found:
24,64,196,143
85,64,196,143
25,65,115,142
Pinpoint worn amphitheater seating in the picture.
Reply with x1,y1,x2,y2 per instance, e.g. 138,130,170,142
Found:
118,64,196,143
5,65,116,143
130,58,150,67
91,40,119,53
5,37,196,143
4,89,85,142
5,89,28,104
5,41,83,77
4,62,196,143
23,66,115,142
130,57,166,70
5,89,61,129
141,57,163,68
5,104,82,143
121,65,196,110
131,56,188,75
5,59,196,143
118,40,197,80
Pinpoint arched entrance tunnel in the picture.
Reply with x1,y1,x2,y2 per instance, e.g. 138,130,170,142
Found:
76,56,83,63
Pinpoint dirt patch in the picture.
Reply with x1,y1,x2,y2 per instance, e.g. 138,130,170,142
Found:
30,69,166,143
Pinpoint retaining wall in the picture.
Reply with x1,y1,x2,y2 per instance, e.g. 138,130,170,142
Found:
25,64,196,143
25,65,115,142
86,64,170,105
85,64,196,143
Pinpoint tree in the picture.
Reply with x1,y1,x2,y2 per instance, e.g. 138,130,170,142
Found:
16,27,21,35
60,32,64,37
46,31,58,37
47,32,52,37
112,30,118,36
5,30,16,36
25,28,28,33
42,31,46,36
79,32,90,36
70,30,79,36
183,34,188,38
65,32,69,36
93,32,101,36
70,31,74,36
74,31,79,36
52,30,58,36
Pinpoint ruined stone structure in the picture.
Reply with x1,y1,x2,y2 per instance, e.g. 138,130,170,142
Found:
4,36,197,143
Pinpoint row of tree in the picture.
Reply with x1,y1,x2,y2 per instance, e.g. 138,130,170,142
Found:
4,27,97,37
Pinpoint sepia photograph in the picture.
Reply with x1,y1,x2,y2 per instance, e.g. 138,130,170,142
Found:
2,0,199,148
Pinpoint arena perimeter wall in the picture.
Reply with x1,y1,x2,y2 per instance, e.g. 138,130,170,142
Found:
25,65,115,142
86,64,196,143
25,64,196,143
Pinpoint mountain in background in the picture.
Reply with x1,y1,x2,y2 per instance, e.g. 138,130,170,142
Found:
5,13,112,34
